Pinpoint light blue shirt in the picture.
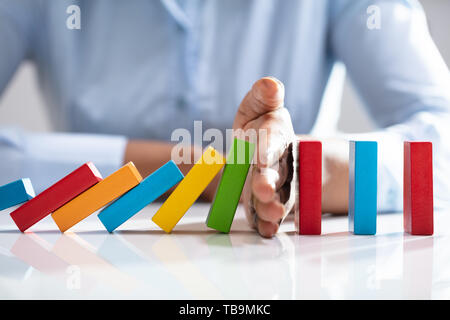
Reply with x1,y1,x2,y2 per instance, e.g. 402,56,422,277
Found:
1,0,449,211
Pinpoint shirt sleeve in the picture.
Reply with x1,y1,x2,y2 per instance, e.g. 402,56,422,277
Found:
0,0,35,94
330,0,450,211
0,127,127,194
0,2,128,193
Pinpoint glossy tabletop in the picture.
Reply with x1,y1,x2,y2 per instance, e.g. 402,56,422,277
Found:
0,203,448,299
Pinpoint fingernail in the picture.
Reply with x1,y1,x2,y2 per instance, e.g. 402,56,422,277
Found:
256,77,284,103
267,76,284,89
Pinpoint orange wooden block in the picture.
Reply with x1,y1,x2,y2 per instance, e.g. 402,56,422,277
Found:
51,162,142,232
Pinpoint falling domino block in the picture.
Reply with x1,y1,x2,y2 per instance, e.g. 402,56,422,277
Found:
152,146,225,233
404,142,433,235
207,138,255,233
51,162,142,232
98,160,184,232
296,140,322,235
10,163,102,232
349,141,377,235
0,179,35,211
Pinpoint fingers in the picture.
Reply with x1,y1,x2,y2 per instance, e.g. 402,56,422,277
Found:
254,195,285,224
256,218,279,238
243,107,294,168
250,142,296,238
244,187,282,238
233,77,285,130
233,76,294,169
251,167,278,203
243,166,285,236
250,164,289,238
235,77,295,238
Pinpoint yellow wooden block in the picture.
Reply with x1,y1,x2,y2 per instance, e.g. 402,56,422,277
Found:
51,162,142,232
152,146,225,233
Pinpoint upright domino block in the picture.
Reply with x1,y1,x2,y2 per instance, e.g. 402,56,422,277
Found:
0,179,35,211
51,162,142,232
10,163,102,232
349,141,377,235
152,146,225,233
207,138,255,233
296,140,322,235
98,160,184,232
404,142,433,235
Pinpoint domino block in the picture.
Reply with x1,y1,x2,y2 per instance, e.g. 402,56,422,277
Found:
98,160,184,232
152,146,225,233
349,141,377,235
0,179,35,211
207,138,255,233
51,162,142,232
295,140,322,235
10,163,102,232
404,142,433,235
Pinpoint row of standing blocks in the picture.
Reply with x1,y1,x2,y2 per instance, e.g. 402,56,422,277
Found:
0,139,433,236
297,140,433,236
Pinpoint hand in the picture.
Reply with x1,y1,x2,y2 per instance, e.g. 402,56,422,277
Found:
233,77,296,238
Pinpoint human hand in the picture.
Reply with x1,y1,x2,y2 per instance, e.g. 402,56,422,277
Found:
233,77,296,238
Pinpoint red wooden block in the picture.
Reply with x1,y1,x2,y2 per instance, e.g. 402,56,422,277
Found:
296,141,322,235
404,142,433,235
10,162,102,232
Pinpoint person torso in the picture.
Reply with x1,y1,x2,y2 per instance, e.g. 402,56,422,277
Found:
32,0,335,140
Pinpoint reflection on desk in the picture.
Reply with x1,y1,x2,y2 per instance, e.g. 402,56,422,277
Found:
0,203,447,299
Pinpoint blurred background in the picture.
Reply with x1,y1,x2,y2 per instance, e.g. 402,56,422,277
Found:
0,0,449,134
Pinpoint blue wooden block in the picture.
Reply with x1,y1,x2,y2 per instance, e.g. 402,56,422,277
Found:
349,141,377,235
0,179,35,211
98,161,184,232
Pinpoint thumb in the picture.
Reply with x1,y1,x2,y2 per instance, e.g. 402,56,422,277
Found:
233,77,285,130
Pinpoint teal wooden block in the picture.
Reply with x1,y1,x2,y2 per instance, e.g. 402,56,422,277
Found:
0,179,35,211
98,161,184,232
349,141,377,235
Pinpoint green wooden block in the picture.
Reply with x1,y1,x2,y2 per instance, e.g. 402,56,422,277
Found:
206,138,255,233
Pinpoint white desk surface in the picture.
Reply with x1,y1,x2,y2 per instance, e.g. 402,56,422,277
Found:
0,203,448,300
